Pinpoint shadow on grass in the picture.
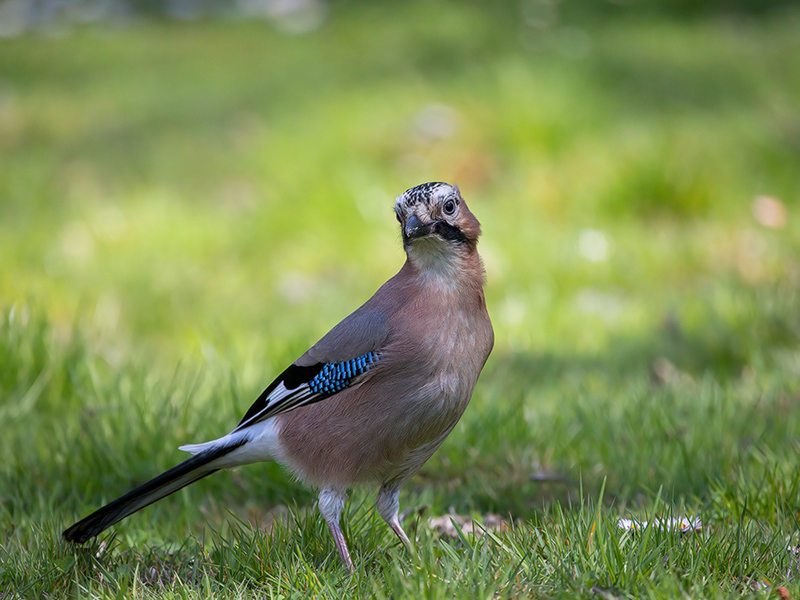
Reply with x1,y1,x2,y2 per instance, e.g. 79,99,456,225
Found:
429,285,799,517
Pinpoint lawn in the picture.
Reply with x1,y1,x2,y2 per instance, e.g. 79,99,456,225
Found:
1,1,800,597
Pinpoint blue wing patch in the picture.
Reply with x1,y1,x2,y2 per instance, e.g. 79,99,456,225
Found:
308,353,377,394
235,352,379,432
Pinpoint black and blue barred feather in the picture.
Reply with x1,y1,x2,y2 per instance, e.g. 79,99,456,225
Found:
308,353,376,394
235,352,378,431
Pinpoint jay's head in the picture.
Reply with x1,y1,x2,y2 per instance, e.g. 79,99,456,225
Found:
394,183,482,260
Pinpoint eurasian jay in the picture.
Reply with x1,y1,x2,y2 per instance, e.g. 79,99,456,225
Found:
63,182,494,572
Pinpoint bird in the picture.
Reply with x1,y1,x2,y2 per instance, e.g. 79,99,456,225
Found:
63,181,494,572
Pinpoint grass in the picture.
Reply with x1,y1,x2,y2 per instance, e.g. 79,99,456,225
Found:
2,1,800,597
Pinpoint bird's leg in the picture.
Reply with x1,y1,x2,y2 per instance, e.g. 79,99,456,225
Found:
318,488,354,573
376,484,412,550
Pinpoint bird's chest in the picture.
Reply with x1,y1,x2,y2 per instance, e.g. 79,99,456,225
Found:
401,297,490,415
373,300,489,478
424,315,479,391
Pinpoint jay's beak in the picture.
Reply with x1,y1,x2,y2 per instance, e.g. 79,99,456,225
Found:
404,215,432,240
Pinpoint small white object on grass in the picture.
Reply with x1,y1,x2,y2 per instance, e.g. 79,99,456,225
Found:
788,544,800,580
617,516,702,533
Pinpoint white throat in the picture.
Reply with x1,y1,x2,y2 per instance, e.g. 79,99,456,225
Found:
407,237,464,291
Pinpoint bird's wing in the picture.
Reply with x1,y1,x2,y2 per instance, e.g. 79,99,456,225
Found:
234,305,391,432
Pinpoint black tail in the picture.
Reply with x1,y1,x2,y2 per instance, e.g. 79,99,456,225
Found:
63,440,245,544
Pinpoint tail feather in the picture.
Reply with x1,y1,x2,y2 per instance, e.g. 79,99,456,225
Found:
63,439,246,544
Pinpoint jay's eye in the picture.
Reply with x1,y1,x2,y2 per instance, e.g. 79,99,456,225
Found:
442,200,456,216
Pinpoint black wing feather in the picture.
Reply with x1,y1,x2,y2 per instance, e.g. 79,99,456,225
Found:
237,363,323,427
234,352,379,432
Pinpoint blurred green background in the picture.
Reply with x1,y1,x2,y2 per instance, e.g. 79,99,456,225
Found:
2,0,800,596
2,0,798,364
